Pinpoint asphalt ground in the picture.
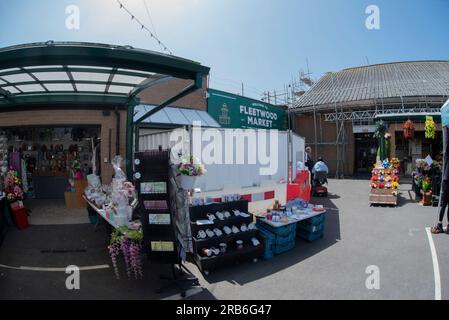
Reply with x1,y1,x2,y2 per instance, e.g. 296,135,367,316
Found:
0,179,447,300
186,179,448,300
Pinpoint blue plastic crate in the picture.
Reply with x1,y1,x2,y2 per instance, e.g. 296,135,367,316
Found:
298,230,324,242
297,221,325,233
273,239,296,254
256,220,297,237
258,223,296,255
299,213,325,226
258,227,275,260
274,228,296,245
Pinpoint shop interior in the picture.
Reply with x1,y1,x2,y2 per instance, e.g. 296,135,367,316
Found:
354,133,378,173
0,126,101,224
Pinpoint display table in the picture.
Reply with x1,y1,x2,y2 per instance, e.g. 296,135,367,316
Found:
258,207,326,227
83,195,138,230
369,189,398,205
83,196,119,229
256,205,327,258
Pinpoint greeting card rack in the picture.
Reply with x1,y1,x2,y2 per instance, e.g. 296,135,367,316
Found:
189,199,264,274
134,150,178,264
134,149,199,295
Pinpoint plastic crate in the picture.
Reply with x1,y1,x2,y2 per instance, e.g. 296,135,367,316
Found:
273,239,296,254
258,223,296,256
297,221,324,233
257,227,275,260
256,220,296,237
299,213,325,226
298,230,324,242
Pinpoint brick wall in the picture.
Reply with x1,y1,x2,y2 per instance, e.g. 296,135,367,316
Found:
138,76,208,110
293,113,355,176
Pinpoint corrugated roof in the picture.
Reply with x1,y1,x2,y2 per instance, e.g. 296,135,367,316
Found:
134,105,220,128
293,61,449,110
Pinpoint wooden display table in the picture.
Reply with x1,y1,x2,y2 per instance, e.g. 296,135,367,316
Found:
369,188,398,205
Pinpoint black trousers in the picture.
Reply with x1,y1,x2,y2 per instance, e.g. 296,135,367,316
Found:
439,179,449,223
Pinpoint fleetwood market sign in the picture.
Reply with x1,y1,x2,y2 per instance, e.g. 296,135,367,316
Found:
207,89,286,130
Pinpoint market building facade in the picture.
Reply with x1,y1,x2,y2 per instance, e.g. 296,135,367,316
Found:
290,61,449,177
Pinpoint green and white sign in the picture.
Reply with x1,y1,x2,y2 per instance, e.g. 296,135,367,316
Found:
208,89,287,130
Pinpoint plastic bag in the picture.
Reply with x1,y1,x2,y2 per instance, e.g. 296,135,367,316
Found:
112,155,126,180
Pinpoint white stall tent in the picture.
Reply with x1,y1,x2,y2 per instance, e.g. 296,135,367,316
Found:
139,128,305,212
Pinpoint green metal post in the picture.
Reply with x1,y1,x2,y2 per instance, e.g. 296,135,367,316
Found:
134,124,140,155
125,100,137,180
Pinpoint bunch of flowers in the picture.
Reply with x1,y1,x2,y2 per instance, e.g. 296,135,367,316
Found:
378,182,385,189
403,120,415,140
425,116,435,139
382,159,391,169
177,156,206,177
390,158,400,169
370,182,377,189
371,176,378,182
5,169,23,202
108,223,143,280
391,181,399,189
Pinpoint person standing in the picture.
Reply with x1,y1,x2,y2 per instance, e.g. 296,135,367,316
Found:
305,146,314,172
432,153,449,234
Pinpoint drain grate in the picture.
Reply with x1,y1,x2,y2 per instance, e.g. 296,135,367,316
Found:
40,249,87,254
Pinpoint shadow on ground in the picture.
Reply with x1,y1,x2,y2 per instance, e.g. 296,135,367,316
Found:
0,223,196,300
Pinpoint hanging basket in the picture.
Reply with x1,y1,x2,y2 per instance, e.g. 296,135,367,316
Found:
403,120,415,140
425,116,435,139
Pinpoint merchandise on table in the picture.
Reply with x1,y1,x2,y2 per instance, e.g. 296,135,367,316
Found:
256,198,327,258
84,156,138,227
189,199,264,274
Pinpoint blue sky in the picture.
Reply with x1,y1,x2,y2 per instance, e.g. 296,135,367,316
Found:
0,0,448,100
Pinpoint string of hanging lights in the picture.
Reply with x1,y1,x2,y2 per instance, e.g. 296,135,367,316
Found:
116,0,173,55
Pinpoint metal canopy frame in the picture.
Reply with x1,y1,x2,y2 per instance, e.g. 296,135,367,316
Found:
0,41,210,178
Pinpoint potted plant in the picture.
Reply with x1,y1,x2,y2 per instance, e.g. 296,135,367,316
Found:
177,155,206,190
421,176,432,206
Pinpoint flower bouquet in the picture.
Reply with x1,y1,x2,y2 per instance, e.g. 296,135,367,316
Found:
5,169,24,202
177,155,206,190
